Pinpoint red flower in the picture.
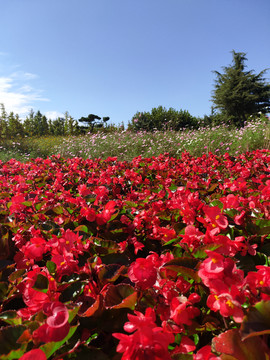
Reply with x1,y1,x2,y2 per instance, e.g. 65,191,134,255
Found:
34,302,70,343
201,205,228,230
128,256,158,290
20,349,47,360
198,251,225,287
80,206,96,222
170,296,200,326
172,335,195,354
124,308,157,332
96,200,117,225
113,308,174,360
193,345,221,360
207,285,244,323
23,237,47,261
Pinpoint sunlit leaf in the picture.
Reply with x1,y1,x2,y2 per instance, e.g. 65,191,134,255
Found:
0,311,22,326
40,325,78,359
0,344,27,360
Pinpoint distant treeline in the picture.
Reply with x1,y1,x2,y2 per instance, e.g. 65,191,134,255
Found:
0,105,118,138
1,103,268,140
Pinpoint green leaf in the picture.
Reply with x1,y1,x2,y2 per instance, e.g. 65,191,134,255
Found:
33,274,49,293
75,225,89,233
163,237,179,246
22,201,32,207
193,243,222,259
0,311,22,326
8,269,25,283
255,219,270,227
68,306,80,323
210,199,223,209
169,184,178,192
40,325,78,359
0,344,27,360
93,238,119,254
52,205,63,214
0,282,9,302
46,261,56,276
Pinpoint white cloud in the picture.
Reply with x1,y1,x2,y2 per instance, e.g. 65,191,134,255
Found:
44,111,65,120
0,71,49,118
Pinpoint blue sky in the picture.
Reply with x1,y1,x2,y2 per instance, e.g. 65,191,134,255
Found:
1,0,270,126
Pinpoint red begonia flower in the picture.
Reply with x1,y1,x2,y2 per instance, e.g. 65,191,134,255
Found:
128,257,157,290
34,302,70,343
20,349,47,360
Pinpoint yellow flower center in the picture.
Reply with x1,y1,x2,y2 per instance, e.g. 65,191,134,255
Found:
226,299,234,308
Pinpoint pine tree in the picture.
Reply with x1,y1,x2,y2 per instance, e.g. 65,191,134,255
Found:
212,50,270,127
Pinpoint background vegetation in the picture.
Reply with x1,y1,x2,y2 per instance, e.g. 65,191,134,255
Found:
0,51,269,162
0,115,269,162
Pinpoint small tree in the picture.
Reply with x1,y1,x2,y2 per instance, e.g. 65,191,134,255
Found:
78,114,109,133
212,50,270,127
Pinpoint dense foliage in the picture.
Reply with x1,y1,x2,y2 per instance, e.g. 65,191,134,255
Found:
0,150,270,359
129,106,199,132
212,51,270,127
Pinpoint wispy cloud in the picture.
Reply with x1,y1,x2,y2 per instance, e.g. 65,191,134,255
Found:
0,71,49,118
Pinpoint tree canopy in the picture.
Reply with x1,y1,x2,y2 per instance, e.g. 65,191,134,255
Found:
211,50,270,127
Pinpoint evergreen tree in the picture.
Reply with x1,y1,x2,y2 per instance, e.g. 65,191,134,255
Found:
51,117,65,135
23,109,35,137
0,103,9,139
212,50,270,127
33,110,49,136
7,112,25,137
64,111,79,135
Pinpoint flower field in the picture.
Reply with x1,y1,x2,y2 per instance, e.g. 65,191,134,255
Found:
0,150,270,359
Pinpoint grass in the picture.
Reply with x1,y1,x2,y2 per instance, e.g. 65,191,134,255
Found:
0,117,270,162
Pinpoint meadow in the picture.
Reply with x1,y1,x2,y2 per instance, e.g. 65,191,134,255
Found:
0,117,269,162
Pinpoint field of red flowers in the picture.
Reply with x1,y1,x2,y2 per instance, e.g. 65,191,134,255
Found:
0,150,270,359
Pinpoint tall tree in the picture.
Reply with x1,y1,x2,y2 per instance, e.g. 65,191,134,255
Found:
212,50,270,127
7,112,25,137
23,109,35,137
33,111,49,136
0,103,9,139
